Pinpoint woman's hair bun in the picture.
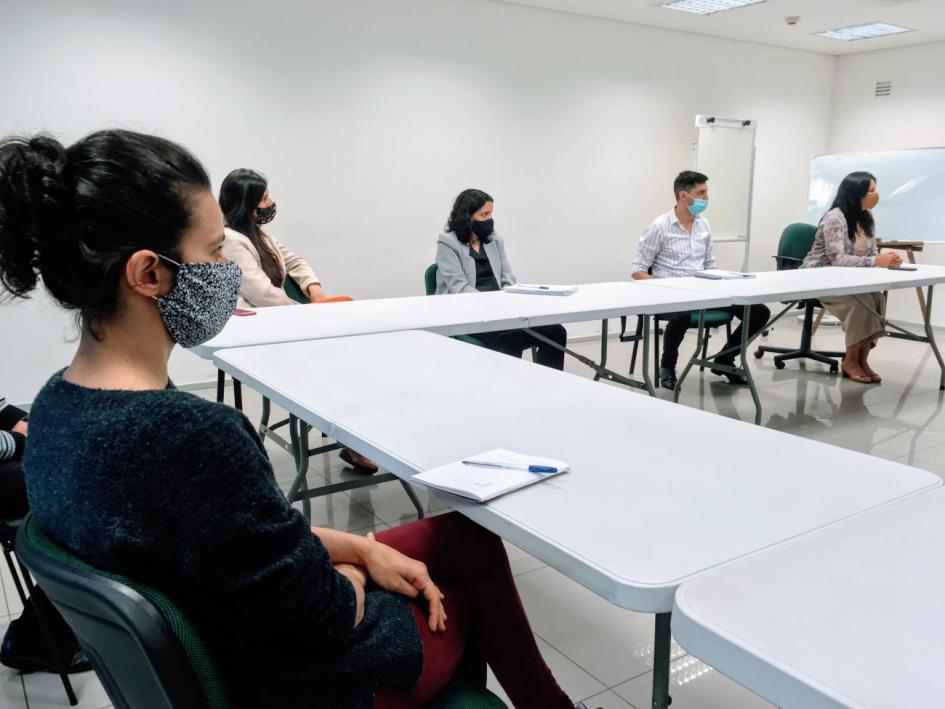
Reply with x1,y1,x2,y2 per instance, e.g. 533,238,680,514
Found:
0,134,68,297
0,129,211,336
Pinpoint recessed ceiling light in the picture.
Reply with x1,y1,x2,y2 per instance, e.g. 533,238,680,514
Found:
816,22,912,41
660,0,766,15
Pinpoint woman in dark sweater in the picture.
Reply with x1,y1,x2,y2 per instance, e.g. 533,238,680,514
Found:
0,130,580,709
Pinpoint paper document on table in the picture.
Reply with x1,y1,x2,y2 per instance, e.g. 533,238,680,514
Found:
413,448,569,502
693,270,756,280
503,284,578,296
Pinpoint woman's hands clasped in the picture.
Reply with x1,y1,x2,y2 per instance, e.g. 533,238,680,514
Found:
361,532,447,632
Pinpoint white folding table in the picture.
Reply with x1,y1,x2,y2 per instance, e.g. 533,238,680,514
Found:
193,281,732,395
193,281,734,357
196,282,735,527
213,330,940,709
639,266,945,424
674,485,945,708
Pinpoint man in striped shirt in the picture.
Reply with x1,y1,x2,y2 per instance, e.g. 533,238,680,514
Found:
631,171,770,389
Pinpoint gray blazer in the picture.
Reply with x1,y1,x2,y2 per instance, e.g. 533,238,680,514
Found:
435,231,516,294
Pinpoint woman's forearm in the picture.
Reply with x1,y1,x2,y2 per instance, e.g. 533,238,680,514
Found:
312,526,371,565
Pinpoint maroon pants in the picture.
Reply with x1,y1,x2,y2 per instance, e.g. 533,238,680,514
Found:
373,512,572,709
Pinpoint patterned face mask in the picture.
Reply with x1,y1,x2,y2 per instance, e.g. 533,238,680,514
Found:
255,203,277,225
155,256,242,348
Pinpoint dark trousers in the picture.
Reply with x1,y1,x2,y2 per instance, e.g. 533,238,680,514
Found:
473,324,567,371
660,304,770,370
373,513,572,708
0,460,29,519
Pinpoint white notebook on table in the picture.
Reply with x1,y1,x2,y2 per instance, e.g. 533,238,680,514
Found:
413,448,569,502
503,284,578,296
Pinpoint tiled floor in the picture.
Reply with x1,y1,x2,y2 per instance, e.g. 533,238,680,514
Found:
3,315,943,708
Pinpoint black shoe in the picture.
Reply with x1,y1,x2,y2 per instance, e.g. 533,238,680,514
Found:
658,367,678,390
710,358,748,386
0,618,91,675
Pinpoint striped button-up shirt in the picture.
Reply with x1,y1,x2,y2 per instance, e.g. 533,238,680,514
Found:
0,397,24,463
631,208,716,278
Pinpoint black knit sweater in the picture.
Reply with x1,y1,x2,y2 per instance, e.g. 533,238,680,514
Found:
24,372,422,708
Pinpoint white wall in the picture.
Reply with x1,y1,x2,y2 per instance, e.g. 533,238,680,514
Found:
830,41,945,326
0,0,835,403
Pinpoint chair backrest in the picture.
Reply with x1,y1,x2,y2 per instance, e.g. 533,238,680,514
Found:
15,515,231,709
283,275,309,304
776,223,817,271
424,263,438,296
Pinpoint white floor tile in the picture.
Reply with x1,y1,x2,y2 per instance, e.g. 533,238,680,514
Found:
503,540,546,577
22,667,110,709
581,689,637,708
290,491,382,532
486,635,606,706
613,657,775,709
0,617,27,709
906,442,945,469
512,566,657,687
0,554,14,618
348,479,447,527
0,611,109,709
0,554,24,618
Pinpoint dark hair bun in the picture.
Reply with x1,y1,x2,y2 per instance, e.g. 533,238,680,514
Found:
0,129,210,335
0,135,68,297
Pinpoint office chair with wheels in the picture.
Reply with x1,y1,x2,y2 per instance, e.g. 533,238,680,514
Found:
754,223,843,372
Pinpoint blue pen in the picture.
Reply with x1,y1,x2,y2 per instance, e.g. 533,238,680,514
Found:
462,461,559,474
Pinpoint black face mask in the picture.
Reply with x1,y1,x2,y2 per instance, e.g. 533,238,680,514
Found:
255,203,277,225
471,218,494,240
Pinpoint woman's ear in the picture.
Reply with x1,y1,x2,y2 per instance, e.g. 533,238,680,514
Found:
125,250,172,298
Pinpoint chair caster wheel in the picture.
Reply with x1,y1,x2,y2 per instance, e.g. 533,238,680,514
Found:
830,364,839,374
753,349,764,359
775,361,785,370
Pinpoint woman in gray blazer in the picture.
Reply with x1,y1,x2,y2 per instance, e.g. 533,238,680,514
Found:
435,189,567,370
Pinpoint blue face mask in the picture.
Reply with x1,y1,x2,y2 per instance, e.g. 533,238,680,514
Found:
687,197,709,216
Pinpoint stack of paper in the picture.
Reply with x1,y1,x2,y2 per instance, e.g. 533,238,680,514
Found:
413,448,570,502
503,284,578,296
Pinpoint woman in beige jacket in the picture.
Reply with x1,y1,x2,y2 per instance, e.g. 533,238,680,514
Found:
219,169,334,308
219,168,377,472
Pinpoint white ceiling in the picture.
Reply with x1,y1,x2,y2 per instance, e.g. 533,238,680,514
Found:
494,0,945,55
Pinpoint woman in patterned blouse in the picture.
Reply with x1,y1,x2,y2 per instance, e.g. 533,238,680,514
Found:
801,171,902,384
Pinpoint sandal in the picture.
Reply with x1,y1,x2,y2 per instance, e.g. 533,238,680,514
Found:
841,365,873,384
339,448,379,474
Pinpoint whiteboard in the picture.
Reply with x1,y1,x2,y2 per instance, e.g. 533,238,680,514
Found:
807,148,945,242
695,122,755,244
